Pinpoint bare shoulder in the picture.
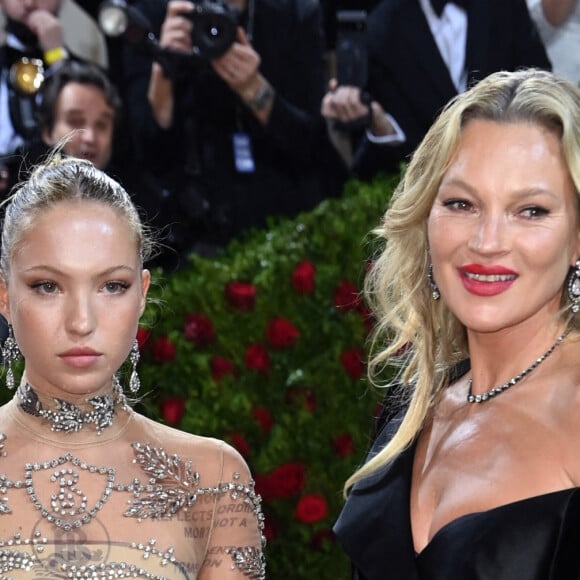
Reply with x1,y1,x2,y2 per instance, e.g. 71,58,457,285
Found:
129,412,251,481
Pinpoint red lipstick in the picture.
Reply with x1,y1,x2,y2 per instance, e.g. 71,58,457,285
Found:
459,263,518,297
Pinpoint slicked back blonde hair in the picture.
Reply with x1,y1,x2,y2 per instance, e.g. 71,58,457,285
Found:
346,69,580,492
1,155,154,283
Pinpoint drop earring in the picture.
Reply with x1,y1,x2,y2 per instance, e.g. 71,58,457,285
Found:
129,339,141,394
2,324,21,390
567,259,580,313
428,264,440,301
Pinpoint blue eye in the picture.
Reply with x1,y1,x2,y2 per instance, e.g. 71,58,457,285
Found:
103,281,130,294
31,281,58,294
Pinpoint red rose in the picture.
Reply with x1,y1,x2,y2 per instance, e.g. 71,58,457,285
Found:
333,280,361,312
332,433,355,458
160,397,186,425
268,462,307,498
228,432,250,458
340,348,365,380
295,494,328,524
184,313,215,345
225,281,256,311
136,327,151,349
252,406,274,432
262,515,278,541
266,317,299,348
152,335,177,363
245,343,271,373
285,386,316,413
357,304,375,335
291,260,316,294
254,473,276,502
256,462,306,501
210,355,237,381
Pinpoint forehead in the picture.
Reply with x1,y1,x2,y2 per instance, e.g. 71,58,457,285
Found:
12,200,138,263
55,82,113,115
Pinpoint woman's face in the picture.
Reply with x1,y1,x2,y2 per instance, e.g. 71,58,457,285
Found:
428,119,580,335
0,200,150,398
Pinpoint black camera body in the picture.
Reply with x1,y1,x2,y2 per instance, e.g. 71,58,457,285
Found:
187,1,239,60
98,0,239,62
335,10,368,88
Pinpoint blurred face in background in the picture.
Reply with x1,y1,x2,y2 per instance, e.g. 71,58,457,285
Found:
0,0,63,21
42,81,115,170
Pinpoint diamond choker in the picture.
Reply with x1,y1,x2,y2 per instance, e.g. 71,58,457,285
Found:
16,381,126,434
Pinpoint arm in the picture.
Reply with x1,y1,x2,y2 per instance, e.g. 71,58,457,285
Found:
147,0,194,128
540,0,578,25
211,28,274,126
199,444,265,580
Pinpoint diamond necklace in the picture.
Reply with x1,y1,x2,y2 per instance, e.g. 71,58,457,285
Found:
16,379,128,434
467,328,571,404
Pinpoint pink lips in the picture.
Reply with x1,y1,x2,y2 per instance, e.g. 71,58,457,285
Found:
59,347,102,368
459,263,518,297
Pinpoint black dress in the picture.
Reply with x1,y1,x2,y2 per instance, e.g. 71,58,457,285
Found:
333,411,580,580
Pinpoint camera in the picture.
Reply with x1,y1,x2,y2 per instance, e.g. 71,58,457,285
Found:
98,0,238,61
336,10,368,88
334,10,372,133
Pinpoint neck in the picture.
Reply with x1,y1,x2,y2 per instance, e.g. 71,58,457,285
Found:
12,378,132,446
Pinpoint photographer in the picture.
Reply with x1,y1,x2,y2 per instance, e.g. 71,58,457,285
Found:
122,0,347,259
321,0,552,181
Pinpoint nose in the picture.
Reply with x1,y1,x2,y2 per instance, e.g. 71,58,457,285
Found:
467,212,509,255
80,127,96,144
66,292,96,337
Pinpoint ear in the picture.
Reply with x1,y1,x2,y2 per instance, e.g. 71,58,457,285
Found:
41,127,54,146
0,280,9,324
139,269,151,317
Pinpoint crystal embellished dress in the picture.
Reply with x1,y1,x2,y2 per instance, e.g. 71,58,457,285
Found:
0,395,266,579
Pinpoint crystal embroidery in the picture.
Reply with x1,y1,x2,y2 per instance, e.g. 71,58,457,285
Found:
227,545,267,580
0,432,266,578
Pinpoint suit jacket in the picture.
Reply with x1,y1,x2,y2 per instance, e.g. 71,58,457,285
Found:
352,0,552,180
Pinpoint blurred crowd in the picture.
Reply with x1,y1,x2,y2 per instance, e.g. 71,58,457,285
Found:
0,0,572,270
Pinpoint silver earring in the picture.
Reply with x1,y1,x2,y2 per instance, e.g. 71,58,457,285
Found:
428,264,440,301
2,324,21,390
129,339,141,394
567,259,580,313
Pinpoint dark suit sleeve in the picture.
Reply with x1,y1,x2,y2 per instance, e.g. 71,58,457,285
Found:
259,0,334,167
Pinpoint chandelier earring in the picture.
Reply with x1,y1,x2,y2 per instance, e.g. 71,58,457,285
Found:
567,259,580,313
2,324,21,390
129,339,141,394
428,264,440,301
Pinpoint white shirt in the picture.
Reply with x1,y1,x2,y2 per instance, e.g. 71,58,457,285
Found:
369,0,468,145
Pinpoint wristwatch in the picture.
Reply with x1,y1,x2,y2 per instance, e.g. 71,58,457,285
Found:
246,81,274,111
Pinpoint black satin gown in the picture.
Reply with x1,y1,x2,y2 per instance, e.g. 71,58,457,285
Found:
333,411,580,580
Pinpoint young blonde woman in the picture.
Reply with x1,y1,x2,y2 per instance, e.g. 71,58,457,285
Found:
0,156,265,579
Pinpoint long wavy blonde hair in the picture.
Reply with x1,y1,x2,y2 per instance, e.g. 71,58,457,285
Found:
345,68,580,493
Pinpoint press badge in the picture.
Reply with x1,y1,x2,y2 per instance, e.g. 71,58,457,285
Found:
232,132,256,173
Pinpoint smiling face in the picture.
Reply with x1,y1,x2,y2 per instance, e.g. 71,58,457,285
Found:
43,82,115,170
427,119,580,335
0,200,150,399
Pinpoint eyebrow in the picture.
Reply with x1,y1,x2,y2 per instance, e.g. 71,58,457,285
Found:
22,265,136,277
439,178,560,200
63,109,114,120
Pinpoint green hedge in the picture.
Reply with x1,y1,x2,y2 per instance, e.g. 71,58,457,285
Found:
3,174,399,578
